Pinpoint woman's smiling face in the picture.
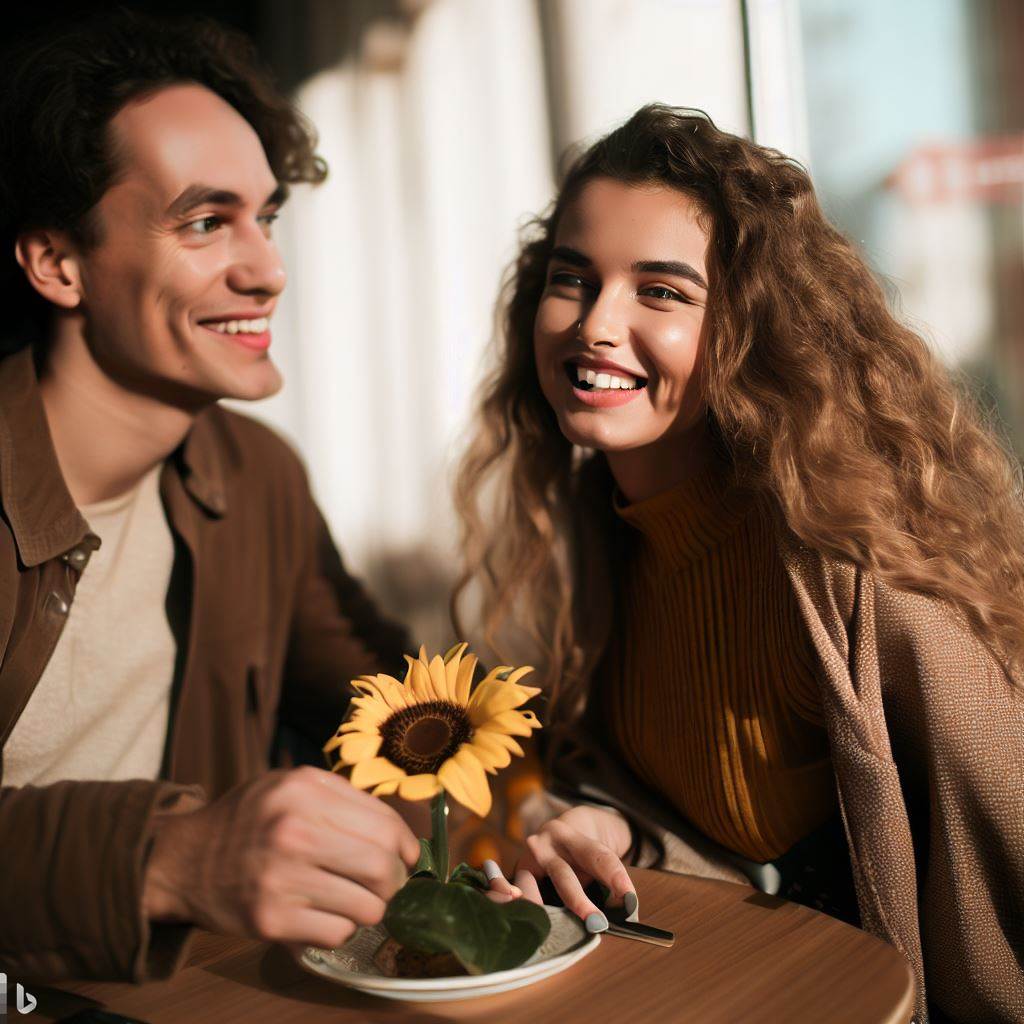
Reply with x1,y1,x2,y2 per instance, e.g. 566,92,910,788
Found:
533,178,710,471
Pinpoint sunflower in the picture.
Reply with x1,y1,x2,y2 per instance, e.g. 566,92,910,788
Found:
324,644,541,817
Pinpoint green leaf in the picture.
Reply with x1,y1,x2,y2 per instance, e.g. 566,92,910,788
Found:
383,877,551,975
448,862,489,890
411,838,437,878
488,899,552,972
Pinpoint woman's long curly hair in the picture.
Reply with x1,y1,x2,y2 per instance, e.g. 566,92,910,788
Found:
452,104,1024,725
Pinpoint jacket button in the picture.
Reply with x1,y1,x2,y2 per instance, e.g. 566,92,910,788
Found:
45,591,70,616
61,547,91,569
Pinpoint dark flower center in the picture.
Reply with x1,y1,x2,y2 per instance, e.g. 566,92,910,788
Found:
380,700,472,775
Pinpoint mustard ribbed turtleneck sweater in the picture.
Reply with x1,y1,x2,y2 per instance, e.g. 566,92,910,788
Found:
603,458,836,862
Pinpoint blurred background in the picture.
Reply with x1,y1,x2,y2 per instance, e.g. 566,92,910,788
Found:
7,0,1024,856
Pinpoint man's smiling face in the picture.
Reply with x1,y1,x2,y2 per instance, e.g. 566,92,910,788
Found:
73,83,287,406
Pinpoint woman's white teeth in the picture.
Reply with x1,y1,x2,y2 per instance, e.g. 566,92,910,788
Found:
207,317,269,335
576,366,637,390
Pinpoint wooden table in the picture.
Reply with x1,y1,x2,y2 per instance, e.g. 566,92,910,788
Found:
29,868,915,1024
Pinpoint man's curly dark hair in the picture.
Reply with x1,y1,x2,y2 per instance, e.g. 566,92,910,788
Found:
0,8,327,356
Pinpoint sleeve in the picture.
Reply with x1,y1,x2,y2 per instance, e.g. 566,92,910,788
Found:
543,713,752,887
0,779,205,982
884,596,1024,1023
276,490,412,754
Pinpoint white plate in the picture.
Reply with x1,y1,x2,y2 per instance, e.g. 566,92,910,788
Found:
299,906,600,1002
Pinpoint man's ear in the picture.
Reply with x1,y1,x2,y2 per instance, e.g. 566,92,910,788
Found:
14,229,84,310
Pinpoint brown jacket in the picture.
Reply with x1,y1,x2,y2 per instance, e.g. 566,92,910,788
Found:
0,348,410,982
549,517,1024,1024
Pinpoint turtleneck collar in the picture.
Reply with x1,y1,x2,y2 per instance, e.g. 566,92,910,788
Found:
613,456,756,569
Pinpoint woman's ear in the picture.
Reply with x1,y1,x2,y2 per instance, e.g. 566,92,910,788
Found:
14,229,83,310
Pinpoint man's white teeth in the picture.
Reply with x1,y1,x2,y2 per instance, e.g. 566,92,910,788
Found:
575,365,638,390
206,317,269,335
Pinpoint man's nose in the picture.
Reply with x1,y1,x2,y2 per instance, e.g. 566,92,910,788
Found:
226,223,287,297
577,286,628,348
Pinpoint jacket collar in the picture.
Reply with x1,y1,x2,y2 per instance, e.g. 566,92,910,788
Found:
0,348,91,567
0,348,228,567
170,407,229,519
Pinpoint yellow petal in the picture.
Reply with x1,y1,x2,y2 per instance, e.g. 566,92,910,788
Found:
337,718,379,735
467,731,513,770
467,678,539,726
348,697,392,724
407,657,437,702
398,773,443,801
482,665,536,689
443,642,468,665
438,746,492,817
372,780,400,796
354,675,408,711
350,757,406,790
323,733,343,753
338,732,382,764
443,643,468,697
454,653,477,705
428,654,451,701
474,728,525,758
474,709,540,737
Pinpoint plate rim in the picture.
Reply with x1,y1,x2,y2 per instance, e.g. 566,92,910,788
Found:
298,907,600,993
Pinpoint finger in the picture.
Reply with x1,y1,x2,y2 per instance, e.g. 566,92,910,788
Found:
482,860,521,898
513,867,543,905
551,826,633,901
293,865,388,928
485,890,522,905
295,768,421,865
541,852,603,925
263,907,359,950
312,833,410,903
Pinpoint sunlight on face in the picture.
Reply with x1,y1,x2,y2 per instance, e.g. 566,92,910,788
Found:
533,178,710,468
76,83,287,406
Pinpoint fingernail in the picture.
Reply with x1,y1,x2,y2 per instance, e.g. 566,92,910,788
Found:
624,891,639,921
482,859,504,882
585,911,609,933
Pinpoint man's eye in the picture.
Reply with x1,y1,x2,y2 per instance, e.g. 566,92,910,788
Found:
258,213,280,235
641,285,686,303
186,216,222,236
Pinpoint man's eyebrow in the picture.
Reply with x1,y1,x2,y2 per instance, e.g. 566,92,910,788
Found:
632,260,708,290
164,182,289,219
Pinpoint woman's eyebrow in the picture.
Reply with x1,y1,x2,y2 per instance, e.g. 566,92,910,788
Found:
549,245,591,268
632,259,707,289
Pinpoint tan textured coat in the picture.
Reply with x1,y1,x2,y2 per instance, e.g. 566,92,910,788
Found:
547,527,1024,1024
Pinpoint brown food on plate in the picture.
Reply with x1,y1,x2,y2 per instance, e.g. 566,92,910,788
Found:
373,937,468,979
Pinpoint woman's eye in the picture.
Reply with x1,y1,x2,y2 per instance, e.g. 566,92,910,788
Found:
186,216,222,236
550,271,590,289
641,285,686,303
258,213,279,235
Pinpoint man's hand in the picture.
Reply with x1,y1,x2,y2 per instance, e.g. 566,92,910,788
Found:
142,766,420,951
485,804,634,926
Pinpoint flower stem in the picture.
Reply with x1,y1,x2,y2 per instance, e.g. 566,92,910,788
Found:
430,790,449,883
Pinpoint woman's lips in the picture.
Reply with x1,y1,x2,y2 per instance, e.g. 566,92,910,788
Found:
568,381,645,408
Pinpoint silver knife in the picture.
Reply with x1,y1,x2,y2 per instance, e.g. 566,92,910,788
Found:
602,894,675,947
604,918,675,947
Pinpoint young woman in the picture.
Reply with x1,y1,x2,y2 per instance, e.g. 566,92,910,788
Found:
453,106,1023,1023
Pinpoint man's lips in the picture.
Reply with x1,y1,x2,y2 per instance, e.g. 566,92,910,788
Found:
197,312,274,352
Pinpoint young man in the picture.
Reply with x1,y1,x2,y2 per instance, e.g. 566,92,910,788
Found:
0,12,420,981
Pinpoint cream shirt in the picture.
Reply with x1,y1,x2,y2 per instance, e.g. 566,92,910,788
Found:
3,464,176,786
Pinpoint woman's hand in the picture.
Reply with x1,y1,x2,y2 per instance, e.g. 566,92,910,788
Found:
484,804,635,930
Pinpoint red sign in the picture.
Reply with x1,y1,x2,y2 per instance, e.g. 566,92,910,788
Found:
887,137,1024,205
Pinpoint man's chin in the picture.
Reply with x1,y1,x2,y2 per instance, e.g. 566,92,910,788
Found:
220,362,284,403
